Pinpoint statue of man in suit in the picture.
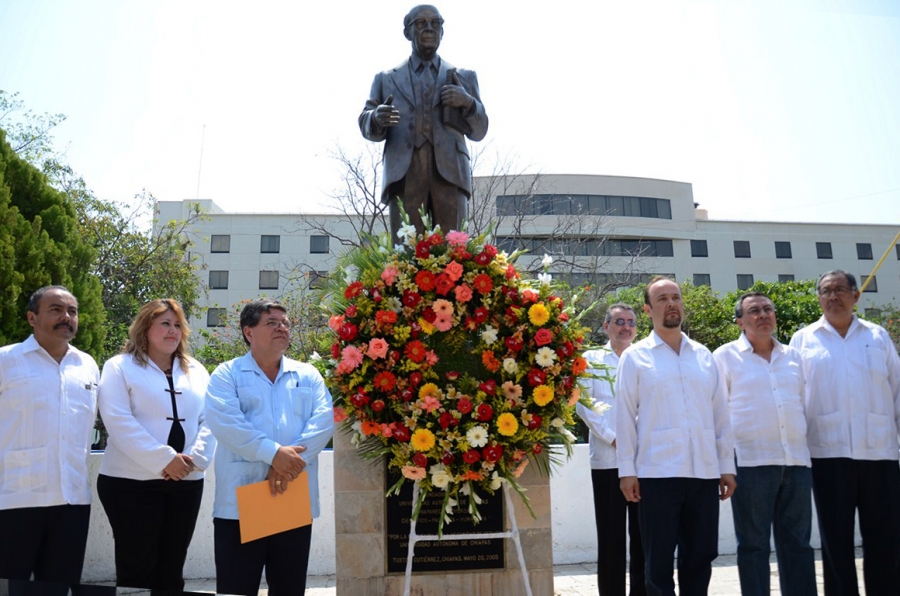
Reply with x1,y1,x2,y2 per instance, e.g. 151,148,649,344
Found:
359,5,489,244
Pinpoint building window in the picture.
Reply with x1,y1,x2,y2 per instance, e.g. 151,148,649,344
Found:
693,273,711,287
309,270,329,290
209,270,229,289
896,244,900,259
495,194,672,219
778,274,795,283
861,275,877,292
690,240,708,258
210,235,231,253
775,241,792,259
865,307,882,318
259,271,279,290
736,274,754,290
207,308,227,327
816,242,833,259
260,235,280,254
856,243,873,260
310,235,330,254
734,241,751,258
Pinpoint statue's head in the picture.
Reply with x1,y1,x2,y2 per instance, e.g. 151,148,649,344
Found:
404,5,443,58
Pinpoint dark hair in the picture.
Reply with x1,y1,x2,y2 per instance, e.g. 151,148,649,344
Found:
124,299,191,372
604,303,635,323
27,285,74,314
643,276,675,305
404,4,442,29
240,299,288,346
734,292,771,319
816,270,857,294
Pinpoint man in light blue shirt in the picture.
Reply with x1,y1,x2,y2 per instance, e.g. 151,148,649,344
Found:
205,299,334,596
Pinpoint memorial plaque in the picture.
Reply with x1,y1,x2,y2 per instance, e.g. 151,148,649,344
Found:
385,470,505,573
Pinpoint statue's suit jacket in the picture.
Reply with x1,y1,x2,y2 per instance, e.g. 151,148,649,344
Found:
359,57,489,203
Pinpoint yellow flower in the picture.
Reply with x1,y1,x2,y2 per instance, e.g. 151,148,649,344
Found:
419,383,440,399
419,317,435,335
411,428,436,452
533,384,554,407
497,412,519,437
528,303,550,326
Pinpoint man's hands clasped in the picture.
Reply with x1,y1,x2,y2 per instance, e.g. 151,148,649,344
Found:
268,445,307,496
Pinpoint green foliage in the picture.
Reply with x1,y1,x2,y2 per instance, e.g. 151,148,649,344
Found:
724,279,820,345
861,303,900,351
0,128,105,353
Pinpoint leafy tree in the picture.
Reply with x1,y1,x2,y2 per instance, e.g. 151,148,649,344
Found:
861,303,900,351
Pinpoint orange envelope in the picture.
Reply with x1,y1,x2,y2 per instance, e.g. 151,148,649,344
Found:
235,471,312,543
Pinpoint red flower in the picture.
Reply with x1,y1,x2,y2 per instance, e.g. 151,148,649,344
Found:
505,336,524,352
527,368,546,387
479,379,497,395
371,399,385,412
505,306,520,325
558,312,569,322
476,403,494,421
558,341,574,358
409,371,423,386
415,241,431,259
338,322,358,341
463,449,481,464
405,341,427,363
526,413,542,430
422,307,437,323
413,452,428,467
428,233,444,246
345,305,358,317
350,392,370,407
330,342,341,359
463,316,478,331
409,320,422,338
473,274,493,294
439,412,456,429
401,388,415,402
482,444,503,463
456,397,473,414
375,310,398,325
415,270,436,291
402,290,422,309
393,425,411,442
482,351,501,372
482,244,498,258
474,252,491,265
445,371,459,381
373,371,397,392
371,288,382,302
344,282,364,299
534,328,554,346
506,264,518,279
441,452,455,465
473,306,489,323
532,443,543,455
435,274,455,296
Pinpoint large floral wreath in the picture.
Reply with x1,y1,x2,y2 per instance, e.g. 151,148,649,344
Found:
321,224,592,533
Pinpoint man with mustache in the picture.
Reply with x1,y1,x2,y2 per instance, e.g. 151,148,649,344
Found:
616,276,736,596
359,4,488,244
0,286,100,594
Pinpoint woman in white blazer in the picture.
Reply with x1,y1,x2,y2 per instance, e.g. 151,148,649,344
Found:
97,299,216,593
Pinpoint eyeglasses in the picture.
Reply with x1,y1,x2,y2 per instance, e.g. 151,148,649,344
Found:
744,305,775,317
612,318,637,328
817,286,853,297
411,18,443,31
263,319,291,329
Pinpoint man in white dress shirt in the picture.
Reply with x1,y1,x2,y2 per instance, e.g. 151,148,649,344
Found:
577,303,645,596
616,276,736,596
0,286,99,593
713,292,816,596
790,270,900,594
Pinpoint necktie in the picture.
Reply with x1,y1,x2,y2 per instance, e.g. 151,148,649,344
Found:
164,369,186,453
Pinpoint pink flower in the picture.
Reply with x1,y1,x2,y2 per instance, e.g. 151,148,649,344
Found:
367,337,389,359
340,345,364,370
446,231,470,247
381,265,399,286
433,314,453,332
333,406,348,423
425,350,439,366
454,283,473,303
382,425,394,438
502,381,523,402
420,395,442,413
444,261,464,282
433,299,454,316
521,288,539,303
327,314,345,331
402,465,427,480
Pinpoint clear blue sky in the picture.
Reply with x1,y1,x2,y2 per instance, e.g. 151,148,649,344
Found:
2,0,899,225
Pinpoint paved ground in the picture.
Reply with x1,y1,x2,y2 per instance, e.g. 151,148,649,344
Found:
109,549,865,595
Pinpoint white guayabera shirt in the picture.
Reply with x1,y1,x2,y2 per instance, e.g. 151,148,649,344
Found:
576,345,619,470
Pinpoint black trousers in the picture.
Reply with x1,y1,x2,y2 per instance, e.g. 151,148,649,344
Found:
96,474,204,593
638,478,719,596
214,517,312,596
0,503,90,594
811,457,900,595
592,468,646,596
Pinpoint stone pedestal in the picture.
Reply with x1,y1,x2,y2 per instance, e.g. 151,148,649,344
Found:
333,430,555,595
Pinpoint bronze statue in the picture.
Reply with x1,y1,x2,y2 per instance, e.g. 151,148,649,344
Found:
359,5,489,243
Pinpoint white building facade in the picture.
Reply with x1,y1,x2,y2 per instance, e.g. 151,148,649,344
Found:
157,174,900,332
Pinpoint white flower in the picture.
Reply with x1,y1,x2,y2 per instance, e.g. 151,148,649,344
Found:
550,417,565,428
445,497,458,514
393,243,406,253
309,351,322,362
538,272,552,286
352,420,363,432
480,325,499,345
592,401,611,415
502,358,518,375
535,347,557,368
397,224,417,242
560,428,576,443
466,425,489,448
430,463,453,490
542,254,553,267
460,483,483,504
490,471,505,490
383,296,402,312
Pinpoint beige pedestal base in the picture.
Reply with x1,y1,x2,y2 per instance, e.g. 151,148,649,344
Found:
333,431,555,596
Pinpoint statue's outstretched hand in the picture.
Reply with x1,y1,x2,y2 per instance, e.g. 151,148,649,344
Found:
374,94,400,127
